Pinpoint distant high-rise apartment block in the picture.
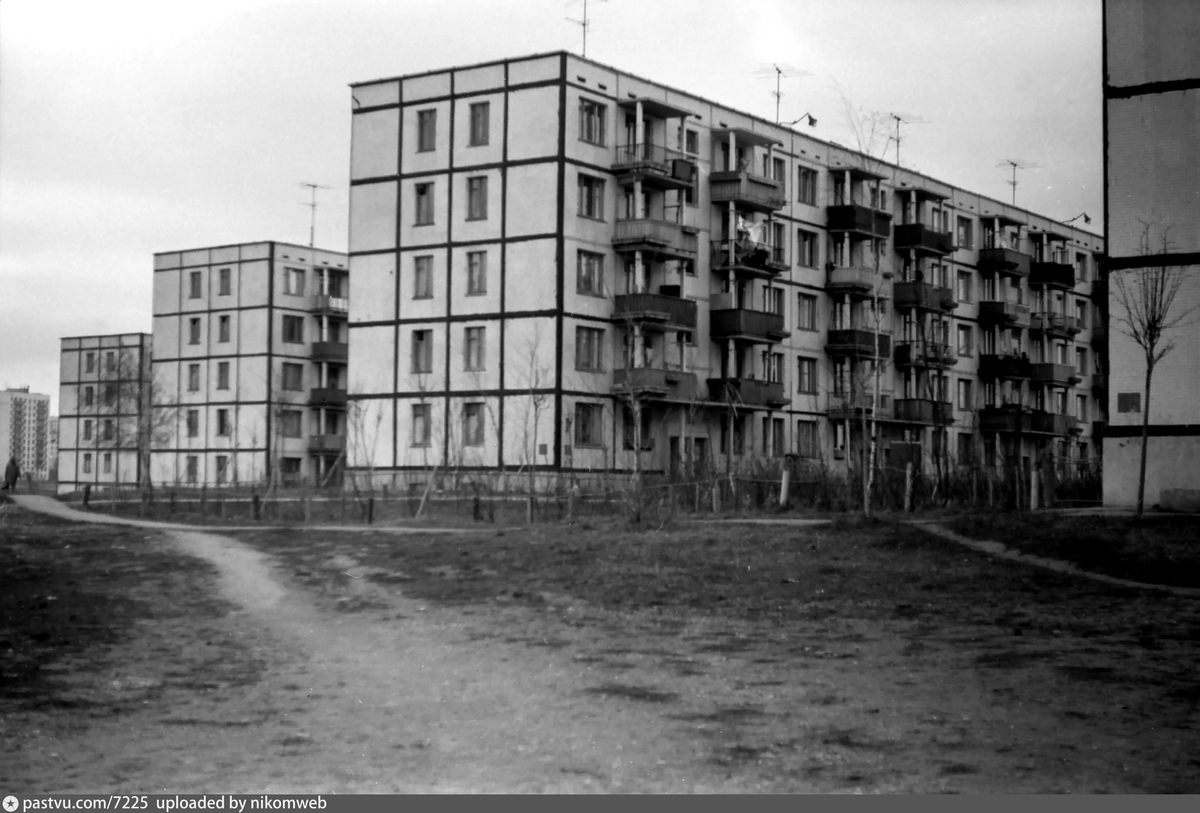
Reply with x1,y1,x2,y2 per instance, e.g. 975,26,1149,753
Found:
1,386,52,481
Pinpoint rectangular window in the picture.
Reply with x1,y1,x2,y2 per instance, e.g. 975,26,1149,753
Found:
281,458,302,479
468,102,489,146
186,455,198,484
414,255,433,299
281,410,302,438
957,270,972,303
283,267,305,296
217,314,230,343
219,267,232,296
575,403,603,446
766,287,784,317
189,318,201,345
956,217,973,250
217,361,230,390
467,176,488,220
463,402,485,446
577,251,604,295
282,315,304,343
85,352,95,373
104,384,116,406
189,270,202,299
578,98,606,146
415,183,434,225
83,419,92,440
215,455,229,484
575,326,604,371
685,129,699,154
1075,299,1088,328
796,420,818,458
216,408,230,437
1075,347,1088,375
797,294,817,331
185,363,199,392
106,351,116,372
412,330,433,373
957,433,973,465
83,453,92,474
957,379,973,410
797,167,817,205
282,362,303,391
411,404,431,447
186,409,199,438
1077,394,1089,423
577,174,605,219
957,324,973,357
103,452,112,474
771,157,786,183
103,419,114,440
467,251,487,295
797,357,817,393
464,326,485,371
1075,253,1088,282
84,386,94,407
797,230,817,268
417,109,437,152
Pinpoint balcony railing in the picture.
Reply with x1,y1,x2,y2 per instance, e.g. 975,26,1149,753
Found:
1030,261,1075,289
894,398,955,424
309,387,348,408
308,434,346,454
1030,362,1080,387
311,294,349,314
893,281,955,311
825,203,892,238
825,329,891,359
978,354,1032,380
612,143,695,189
1029,312,1081,336
893,223,954,254
612,218,698,258
612,367,698,401
613,292,697,328
894,341,956,367
1030,412,1076,435
706,377,789,409
1091,373,1108,394
709,170,786,212
978,300,1031,326
1092,420,1107,439
827,391,887,418
979,406,1031,434
827,265,882,294
977,247,1032,277
1091,324,1107,346
311,341,349,363
710,239,787,277
710,308,788,342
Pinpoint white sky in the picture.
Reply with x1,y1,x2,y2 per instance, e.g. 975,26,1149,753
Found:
0,0,1103,415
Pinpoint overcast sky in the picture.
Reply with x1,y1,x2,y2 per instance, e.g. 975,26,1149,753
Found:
0,0,1102,414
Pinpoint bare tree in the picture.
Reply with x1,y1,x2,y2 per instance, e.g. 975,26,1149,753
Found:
511,322,553,522
1111,222,1200,516
109,347,180,488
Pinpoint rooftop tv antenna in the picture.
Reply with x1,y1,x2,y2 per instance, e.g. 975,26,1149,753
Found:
567,0,606,57
995,159,1042,206
754,63,812,124
888,111,930,168
300,182,331,248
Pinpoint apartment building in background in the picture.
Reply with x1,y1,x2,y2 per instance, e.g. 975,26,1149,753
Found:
1103,0,1200,507
149,241,349,487
344,51,1106,490
57,333,152,493
0,386,52,481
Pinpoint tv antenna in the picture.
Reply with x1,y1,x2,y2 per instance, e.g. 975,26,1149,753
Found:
995,159,1042,206
888,111,930,168
300,182,331,248
754,63,812,124
566,0,606,57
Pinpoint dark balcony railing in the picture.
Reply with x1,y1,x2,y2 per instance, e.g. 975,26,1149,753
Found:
308,434,346,454
1030,261,1075,289
1030,362,1079,387
1030,412,1074,435
710,308,788,342
612,143,695,189
825,329,891,358
979,354,1032,380
827,391,886,418
1091,373,1108,394
612,218,698,258
311,341,349,362
894,341,956,367
893,223,954,254
309,387,348,407
978,300,1031,325
706,377,788,408
710,239,787,277
612,367,698,401
825,204,892,238
1092,420,1107,439
894,398,954,424
1029,312,1081,336
979,406,1032,434
310,294,349,314
826,265,880,293
893,281,955,311
613,292,697,328
709,170,786,212
977,247,1031,277
1091,324,1108,346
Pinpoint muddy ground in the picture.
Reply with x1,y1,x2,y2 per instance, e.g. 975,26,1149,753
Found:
2,500,1199,793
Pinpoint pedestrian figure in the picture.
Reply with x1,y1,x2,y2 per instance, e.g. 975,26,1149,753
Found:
3,457,19,492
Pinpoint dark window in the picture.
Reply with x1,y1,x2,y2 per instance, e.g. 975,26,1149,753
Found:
797,294,817,331
103,419,114,441
575,327,604,371
463,403,485,446
464,326,485,371
215,455,229,484
186,455,198,483
189,271,202,299
578,99,606,146
577,174,605,219
84,386,94,407
796,420,817,457
467,251,487,295
797,167,817,205
282,315,304,344
218,314,231,343
219,267,232,296
469,102,489,146
1117,392,1140,413
417,109,437,152
575,403,603,446
216,409,230,436
281,410,302,438
797,357,817,393
414,255,433,298
282,362,303,391
186,409,199,438
103,453,112,473
798,230,818,268
415,183,434,225
467,176,488,220
411,404,431,446
412,330,433,373
685,129,699,154
85,352,95,373
83,419,92,440
217,361,230,390
577,251,603,295
188,318,201,345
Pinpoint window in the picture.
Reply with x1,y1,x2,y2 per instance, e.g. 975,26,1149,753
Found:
1075,299,1088,328
103,419,114,440
282,315,304,344
575,402,603,446
84,386,94,407
189,318,201,345
281,410,302,438
1115,392,1139,414
186,409,199,438
957,379,973,411
414,255,433,298
103,453,112,474
188,363,201,392
282,362,303,391
105,351,116,372
219,267,232,296
1075,253,1088,282
957,270,972,304
772,157,786,183
797,357,817,393
216,314,231,343
797,230,818,268
463,403,485,446
575,326,604,371
468,102,489,146
957,324,973,357
185,455,198,484
578,98,606,145
685,129,699,154
467,251,487,295
411,404,431,446
467,176,488,220
1075,347,1088,375
957,433,974,465
83,453,92,474
417,109,437,152
216,361,230,390
796,420,818,458
622,406,653,451
1077,394,1089,423
956,217,973,250
415,183,434,225
766,351,784,383
189,271,202,299
104,384,116,406
85,352,95,373
216,408,230,437
464,326,485,371
281,458,301,479
283,267,305,296
412,330,433,373
577,251,604,295
83,419,92,440
797,294,817,331
766,287,784,317
577,174,605,219
215,455,229,484
797,167,817,205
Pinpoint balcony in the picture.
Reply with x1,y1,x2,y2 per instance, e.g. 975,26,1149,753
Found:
978,300,1031,326
1029,312,1081,337
612,367,698,401
311,341,349,363
710,239,788,279
309,387,348,408
613,292,697,329
1091,373,1108,395
827,265,884,295
979,406,1032,434
308,434,346,454
706,377,789,409
893,281,955,312
825,204,892,238
1030,261,1075,289
710,307,788,343
1092,420,1107,439
612,143,695,190
310,294,349,314
1030,362,1080,387
826,329,891,359
612,218,698,260
827,391,886,419
1091,324,1107,347
1029,412,1075,435
894,398,954,425
893,223,954,255
978,354,1032,380
977,247,1031,277
709,170,786,213
894,341,956,368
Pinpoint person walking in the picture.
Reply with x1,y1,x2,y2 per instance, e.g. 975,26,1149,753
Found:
3,456,20,492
